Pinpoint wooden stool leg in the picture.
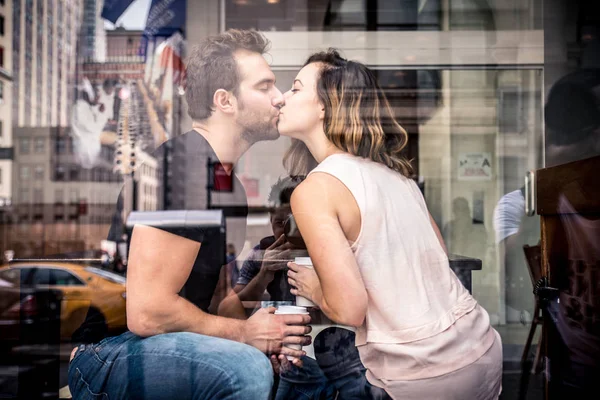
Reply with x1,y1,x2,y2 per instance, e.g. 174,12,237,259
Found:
533,330,544,374
522,303,540,364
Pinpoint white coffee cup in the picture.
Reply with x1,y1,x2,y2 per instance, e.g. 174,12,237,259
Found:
274,305,309,360
293,257,316,307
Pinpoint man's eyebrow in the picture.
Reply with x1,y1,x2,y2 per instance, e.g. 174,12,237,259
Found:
294,79,304,87
254,78,276,86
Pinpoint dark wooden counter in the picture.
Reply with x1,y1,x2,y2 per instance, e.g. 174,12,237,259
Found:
449,254,482,294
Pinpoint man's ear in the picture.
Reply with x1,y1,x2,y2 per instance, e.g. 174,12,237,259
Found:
213,89,236,114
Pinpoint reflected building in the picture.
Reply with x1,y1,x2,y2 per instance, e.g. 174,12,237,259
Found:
80,0,106,62
12,0,83,128
0,0,13,210
6,126,122,258
106,27,145,63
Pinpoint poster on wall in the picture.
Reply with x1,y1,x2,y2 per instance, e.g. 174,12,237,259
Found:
458,152,492,181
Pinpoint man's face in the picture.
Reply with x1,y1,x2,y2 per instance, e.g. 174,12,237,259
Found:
233,50,284,143
270,206,291,239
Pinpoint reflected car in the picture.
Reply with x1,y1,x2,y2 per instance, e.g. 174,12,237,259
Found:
0,262,127,346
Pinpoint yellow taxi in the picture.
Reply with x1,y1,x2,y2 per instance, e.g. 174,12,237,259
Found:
0,262,127,342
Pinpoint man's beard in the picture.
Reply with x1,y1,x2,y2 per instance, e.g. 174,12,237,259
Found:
237,100,280,144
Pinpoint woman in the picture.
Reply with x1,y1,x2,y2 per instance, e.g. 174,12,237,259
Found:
278,49,502,399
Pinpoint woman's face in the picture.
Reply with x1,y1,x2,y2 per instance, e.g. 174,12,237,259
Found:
278,63,324,139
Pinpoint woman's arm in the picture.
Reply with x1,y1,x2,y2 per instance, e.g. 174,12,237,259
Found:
290,175,368,327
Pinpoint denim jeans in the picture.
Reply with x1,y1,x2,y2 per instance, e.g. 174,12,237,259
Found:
275,328,392,400
68,331,274,400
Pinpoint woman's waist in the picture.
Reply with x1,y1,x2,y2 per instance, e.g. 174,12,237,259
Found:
357,317,497,381
357,292,479,345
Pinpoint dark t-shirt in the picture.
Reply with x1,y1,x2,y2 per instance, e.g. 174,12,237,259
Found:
109,130,248,312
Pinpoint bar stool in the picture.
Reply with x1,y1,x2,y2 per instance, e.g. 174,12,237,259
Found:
521,244,544,374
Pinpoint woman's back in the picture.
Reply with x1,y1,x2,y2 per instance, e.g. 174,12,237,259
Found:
308,153,496,382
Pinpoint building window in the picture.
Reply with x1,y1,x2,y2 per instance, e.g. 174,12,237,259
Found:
56,138,67,154
70,166,80,181
20,137,30,154
0,16,4,36
0,81,3,101
0,167,2,184
34,137,45,153
34,166,44,180
20,166,30,180
33,188,43,204
224,0,441,32
0,46,4,68
55,189,64,203
55,165,65,180
20,188,30,203
0,120,3,137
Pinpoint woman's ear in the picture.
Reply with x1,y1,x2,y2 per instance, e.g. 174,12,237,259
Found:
318,104,325,121
213,89,236,114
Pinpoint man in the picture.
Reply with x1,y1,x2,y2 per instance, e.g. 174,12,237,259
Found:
68,30,311,400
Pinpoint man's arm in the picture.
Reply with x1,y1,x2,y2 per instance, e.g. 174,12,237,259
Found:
126,224,244,339
126,225,312,359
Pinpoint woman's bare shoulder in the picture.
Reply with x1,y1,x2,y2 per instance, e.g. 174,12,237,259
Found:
292,173,353,212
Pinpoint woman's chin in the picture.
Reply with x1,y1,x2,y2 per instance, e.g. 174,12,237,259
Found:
276,125,292,138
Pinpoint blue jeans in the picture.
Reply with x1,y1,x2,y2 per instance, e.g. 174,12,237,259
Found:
275,328,392,400
68,331,274,399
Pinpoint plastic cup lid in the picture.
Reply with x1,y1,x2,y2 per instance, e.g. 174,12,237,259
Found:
275,305,309,314
294,257,313,266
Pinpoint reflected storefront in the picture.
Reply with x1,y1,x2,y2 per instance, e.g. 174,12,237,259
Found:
0,0,599,398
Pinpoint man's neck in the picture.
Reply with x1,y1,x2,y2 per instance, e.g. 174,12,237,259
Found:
191,120,251,174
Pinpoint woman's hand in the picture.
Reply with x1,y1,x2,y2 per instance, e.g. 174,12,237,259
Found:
287,262,323,306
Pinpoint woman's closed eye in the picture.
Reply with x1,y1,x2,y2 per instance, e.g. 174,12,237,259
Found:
290,88,299,93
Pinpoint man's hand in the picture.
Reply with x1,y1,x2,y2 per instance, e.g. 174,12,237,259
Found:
269,354,301,375
241,307,311,360
259,235,294,280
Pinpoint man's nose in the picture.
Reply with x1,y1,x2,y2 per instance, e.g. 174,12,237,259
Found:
273,88,285,108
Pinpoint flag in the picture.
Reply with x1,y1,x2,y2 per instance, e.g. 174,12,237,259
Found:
158,32,185,88
101,0,136,24
143,0,186,38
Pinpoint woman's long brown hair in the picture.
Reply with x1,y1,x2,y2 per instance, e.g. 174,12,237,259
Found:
284,49,414,178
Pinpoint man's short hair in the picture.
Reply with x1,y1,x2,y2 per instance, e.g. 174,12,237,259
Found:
268,177,303,209
185,29,271,120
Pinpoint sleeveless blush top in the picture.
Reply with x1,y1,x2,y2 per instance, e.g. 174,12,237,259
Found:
308,153,496,381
